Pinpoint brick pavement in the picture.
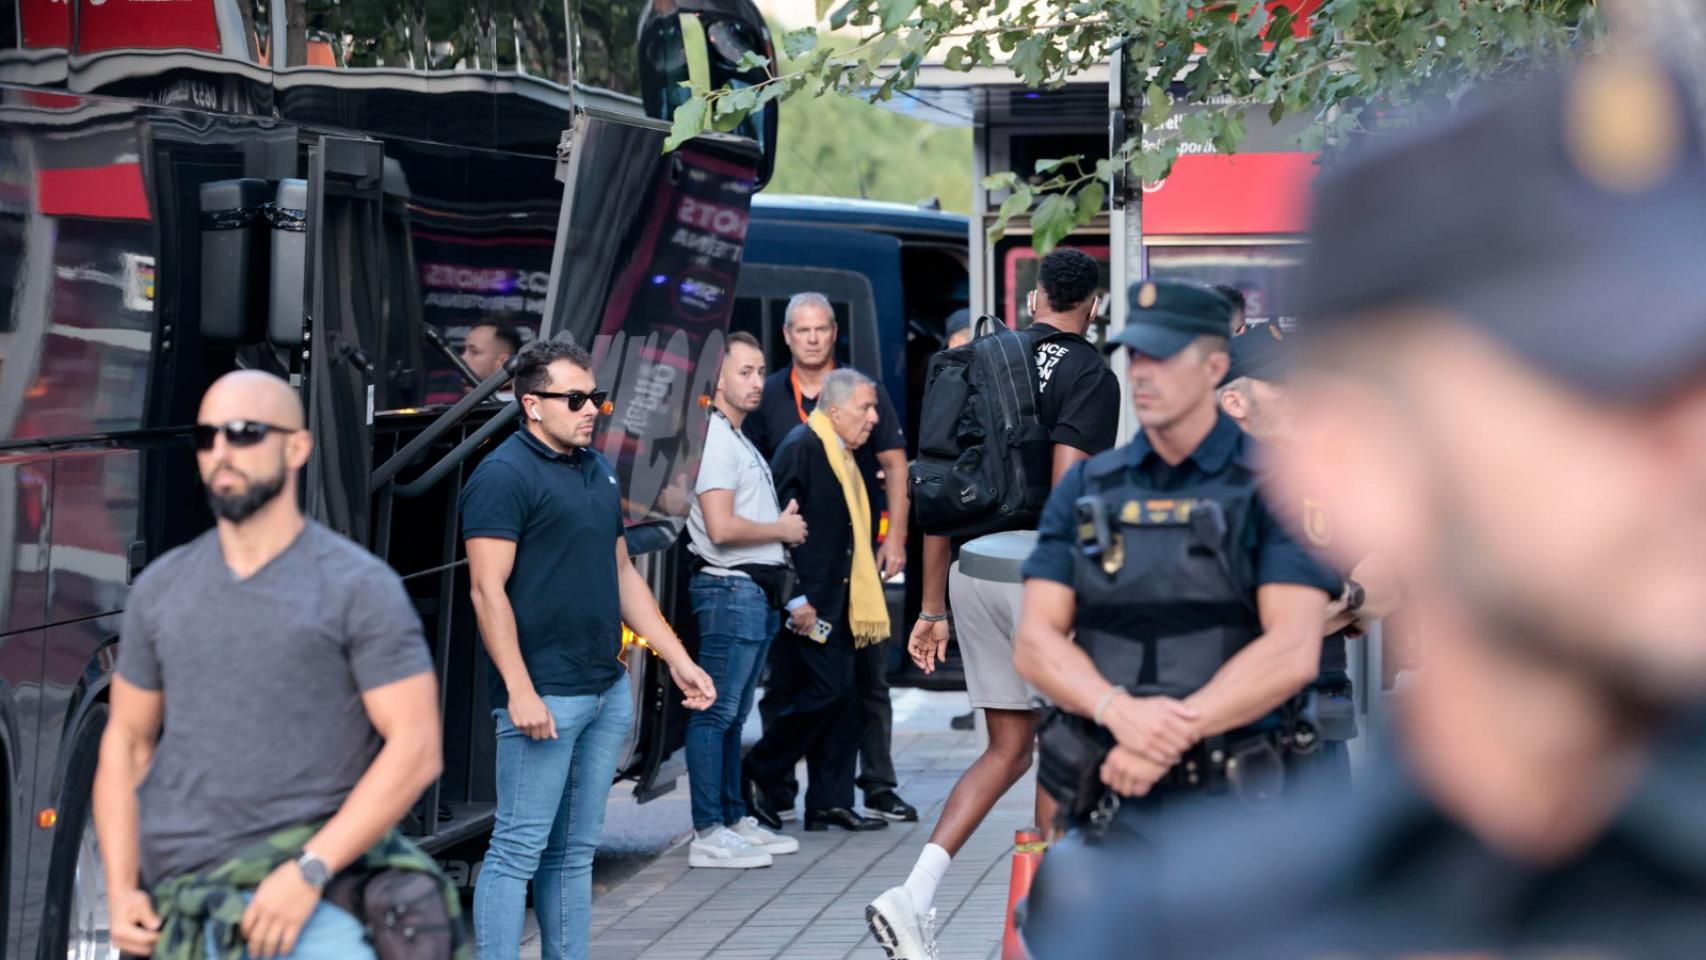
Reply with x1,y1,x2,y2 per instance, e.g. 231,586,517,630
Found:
522,689,1035,960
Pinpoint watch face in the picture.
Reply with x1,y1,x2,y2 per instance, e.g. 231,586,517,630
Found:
298,856,329,887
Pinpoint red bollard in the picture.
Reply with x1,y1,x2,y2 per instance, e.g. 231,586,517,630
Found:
1002,826,1046,960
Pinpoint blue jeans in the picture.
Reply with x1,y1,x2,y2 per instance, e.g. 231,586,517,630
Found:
474,676,633,960
204,895,374,959
686,573,778,830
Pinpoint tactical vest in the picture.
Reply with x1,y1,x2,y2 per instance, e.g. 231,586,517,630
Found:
1070,444,1262,704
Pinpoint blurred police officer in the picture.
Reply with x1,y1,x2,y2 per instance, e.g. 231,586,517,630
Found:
1010,281,1338,952
1037,55,1706,959
1217,329,1403,792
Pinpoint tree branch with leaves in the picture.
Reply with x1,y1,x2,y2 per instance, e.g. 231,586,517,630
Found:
672,0,1604,250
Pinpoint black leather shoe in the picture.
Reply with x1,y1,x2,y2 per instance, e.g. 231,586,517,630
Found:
744,778,784,831
805,807,889,832
863,790,919,822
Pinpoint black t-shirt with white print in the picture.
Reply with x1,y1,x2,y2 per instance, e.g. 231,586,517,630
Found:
1031,322,1121,456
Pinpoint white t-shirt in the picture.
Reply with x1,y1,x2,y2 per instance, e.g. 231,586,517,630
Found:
687,412,787,573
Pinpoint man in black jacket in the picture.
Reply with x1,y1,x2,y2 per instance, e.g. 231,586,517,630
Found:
744,368,892,833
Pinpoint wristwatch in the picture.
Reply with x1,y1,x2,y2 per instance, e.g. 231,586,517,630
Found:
1340,578,1366,614
295,852,331,891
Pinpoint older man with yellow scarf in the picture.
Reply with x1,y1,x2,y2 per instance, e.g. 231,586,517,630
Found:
742,368,893,833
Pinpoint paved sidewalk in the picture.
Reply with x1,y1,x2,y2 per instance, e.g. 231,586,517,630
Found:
560,689,1035,960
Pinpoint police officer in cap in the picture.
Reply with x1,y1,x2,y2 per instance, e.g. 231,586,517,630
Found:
1061,54,1706,959
1010,280,1339,957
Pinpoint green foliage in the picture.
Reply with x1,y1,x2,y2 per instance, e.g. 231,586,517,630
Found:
765,88,973,212
680,0,1606,250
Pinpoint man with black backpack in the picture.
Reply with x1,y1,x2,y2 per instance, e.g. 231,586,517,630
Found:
867,248,1119,960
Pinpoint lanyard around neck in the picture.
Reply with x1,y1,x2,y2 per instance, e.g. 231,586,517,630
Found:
789,362,835,424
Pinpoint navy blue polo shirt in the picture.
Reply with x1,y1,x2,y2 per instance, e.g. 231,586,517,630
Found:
1023,412,1340,597
459,429,625,707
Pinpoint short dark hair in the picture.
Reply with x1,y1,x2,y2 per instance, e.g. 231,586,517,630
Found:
725,331,762,353
1212,285,1247,312
471,320,524,357
1037,248,1100,313
513,339,594,398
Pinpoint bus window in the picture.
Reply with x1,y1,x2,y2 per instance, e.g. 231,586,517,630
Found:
1145,242,1306,331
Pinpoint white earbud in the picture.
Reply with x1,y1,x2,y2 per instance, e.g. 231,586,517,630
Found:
531,409,543,422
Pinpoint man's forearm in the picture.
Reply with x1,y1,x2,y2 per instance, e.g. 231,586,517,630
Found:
93,734,152,893
1014,583,1117,719
920,535,951,612
1183,629,1321,738
305,725,442,872
705,511,786,548
471,584,534,696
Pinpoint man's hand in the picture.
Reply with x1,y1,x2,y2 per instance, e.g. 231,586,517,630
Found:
788,602,818,636
670,657,718,711
1099,745,1172,798
877,536,906,580
777,499,808,546
240,861,322,958
109,887,162,956
908,616,950,673
1101,694,1200,767
506,688,557,740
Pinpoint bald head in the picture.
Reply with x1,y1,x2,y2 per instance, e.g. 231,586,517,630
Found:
199,371,305,430
196,371,311,526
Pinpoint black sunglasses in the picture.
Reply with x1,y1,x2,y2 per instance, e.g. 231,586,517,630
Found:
531,390,609,413
192,420,298,451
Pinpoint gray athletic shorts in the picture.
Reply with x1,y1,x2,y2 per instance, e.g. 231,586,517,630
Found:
949,560,1036,711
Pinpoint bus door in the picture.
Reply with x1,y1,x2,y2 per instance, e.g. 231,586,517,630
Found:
539,109,761,798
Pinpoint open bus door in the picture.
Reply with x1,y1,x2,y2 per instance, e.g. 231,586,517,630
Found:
537,109,761,799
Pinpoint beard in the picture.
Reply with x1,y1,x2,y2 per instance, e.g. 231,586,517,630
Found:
205,467,287,523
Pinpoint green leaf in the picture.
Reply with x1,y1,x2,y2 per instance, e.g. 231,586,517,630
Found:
1140,81,1170,128
829,0,857,30
944,46,967,71
783,27,818,59
1034,154,1082,175
815,0,834,20
982,171,1021,191
1135,0,1159,17
680,14,711,95
1268,98,1286,126
1031,193,1077,254
663,96,707,152
734,50,770,73
879,0,918,30
991,187,1033,244
1074,181,1105,222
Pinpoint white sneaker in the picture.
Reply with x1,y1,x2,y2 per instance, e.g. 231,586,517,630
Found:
866,886,939,960
732,816,800,855
688,827,774,869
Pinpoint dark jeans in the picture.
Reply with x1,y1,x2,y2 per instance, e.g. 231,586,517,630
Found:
746,621,863,810
685,573,777,830
758,636,896,804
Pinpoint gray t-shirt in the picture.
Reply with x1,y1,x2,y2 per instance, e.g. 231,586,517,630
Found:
687,412,787,572
116,521,432,883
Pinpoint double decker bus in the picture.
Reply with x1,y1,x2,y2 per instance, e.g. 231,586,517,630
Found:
0,0,777,954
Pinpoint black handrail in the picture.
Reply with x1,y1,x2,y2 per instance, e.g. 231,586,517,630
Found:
391,402,518,498
369,355,518,493
422,326,483,390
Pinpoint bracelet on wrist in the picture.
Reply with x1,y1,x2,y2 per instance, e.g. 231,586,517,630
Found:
1092,686,1126,727
918,611,948,623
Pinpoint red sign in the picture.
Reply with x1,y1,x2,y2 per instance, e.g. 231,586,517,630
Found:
38,163,152,221
77,0,222,53
1142,151,1316,235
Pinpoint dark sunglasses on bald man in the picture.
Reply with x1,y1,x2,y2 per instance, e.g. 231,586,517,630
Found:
531,389,609,412
192,420,299,451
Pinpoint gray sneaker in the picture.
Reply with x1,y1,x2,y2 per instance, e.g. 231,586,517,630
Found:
866,886,938,960
688,827,773,869
732,816,800,855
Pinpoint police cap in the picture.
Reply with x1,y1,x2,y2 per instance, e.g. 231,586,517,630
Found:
1222,323,1291,386
1107,281,1234,359
1299,56,1706,401
944,308,972,338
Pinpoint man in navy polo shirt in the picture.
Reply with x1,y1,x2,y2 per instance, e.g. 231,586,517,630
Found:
459,339,716,960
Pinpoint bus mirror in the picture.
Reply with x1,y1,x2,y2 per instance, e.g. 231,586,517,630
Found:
267,178,309,347
198,178,269,344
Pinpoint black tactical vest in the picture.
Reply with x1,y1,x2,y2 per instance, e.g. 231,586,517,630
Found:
1070,445,1262,702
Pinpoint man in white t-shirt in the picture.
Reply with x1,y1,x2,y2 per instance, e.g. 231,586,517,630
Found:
683,332,808,869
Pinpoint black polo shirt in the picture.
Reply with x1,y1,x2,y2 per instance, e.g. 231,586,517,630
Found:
458,429,625,707
1023,412,1340,597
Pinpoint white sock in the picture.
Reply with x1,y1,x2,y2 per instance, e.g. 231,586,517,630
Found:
902,844,952,913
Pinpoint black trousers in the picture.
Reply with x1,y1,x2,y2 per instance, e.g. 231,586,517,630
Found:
758,635,897,803
746,623,864,811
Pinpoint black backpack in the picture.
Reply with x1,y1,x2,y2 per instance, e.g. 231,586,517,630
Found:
910,318,1071,538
